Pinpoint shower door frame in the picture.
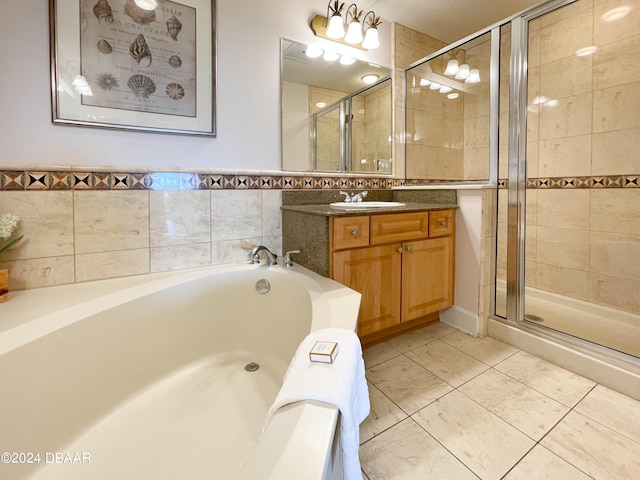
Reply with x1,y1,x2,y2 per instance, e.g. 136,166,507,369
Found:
497,0,640,367
504,0,579,324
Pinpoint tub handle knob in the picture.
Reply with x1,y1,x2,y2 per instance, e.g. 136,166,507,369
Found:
283,250,301,268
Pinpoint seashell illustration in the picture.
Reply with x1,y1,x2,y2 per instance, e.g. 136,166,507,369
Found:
127,74,156,98
166,15,183,41
97,39,112,54
124,0,156,25
165,83,185,100
168,55,182,68
93,0,113,25
129,34,152,66
96,72,119,91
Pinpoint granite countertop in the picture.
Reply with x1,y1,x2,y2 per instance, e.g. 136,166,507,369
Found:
280,202,459,217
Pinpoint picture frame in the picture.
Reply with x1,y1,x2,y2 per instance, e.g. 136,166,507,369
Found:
49,0,216,136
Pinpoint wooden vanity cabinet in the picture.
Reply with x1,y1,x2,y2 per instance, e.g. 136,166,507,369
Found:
330,209,455,341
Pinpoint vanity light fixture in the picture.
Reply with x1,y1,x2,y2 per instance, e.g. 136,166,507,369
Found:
361,74,379,84
311,1,382,51
134,0,157,10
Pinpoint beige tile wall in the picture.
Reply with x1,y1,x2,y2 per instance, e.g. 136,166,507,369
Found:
393,24,447,179
0,189,282,290
496,0,640,315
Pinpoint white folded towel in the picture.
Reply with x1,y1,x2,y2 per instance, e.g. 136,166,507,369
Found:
265,327,370,480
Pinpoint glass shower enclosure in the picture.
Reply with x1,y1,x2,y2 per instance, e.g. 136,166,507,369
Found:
406,0,640,363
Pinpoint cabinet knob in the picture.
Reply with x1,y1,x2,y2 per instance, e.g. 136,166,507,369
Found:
439,220,448,227
405,245,412,252
397,247,403,253
351,230,359,237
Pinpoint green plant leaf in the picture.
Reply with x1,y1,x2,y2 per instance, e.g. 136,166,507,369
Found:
0,235,23,255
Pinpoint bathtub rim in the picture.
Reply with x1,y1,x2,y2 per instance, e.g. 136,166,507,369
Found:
0,262,360,357
0,261,362,480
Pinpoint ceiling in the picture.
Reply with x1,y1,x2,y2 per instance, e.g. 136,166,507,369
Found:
359,0,544,43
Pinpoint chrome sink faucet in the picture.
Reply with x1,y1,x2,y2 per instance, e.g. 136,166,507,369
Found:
339,191,368,203
249,245,278,266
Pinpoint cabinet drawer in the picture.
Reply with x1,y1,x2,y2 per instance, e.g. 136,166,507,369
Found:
370,212,429,245
429,210,454,237
331,216,370,250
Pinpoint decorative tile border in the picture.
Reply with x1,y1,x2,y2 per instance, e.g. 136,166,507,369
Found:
3,170,639,191
0,169,403,191
497,175,640,189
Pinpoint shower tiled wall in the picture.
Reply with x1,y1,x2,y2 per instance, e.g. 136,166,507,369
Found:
497,0,640,316
393,24,447,179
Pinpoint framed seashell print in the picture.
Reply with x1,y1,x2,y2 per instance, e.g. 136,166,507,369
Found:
49,0,216,136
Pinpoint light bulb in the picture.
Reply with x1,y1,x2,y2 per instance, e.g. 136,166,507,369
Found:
419,78,431,87
326,14,346,38
444,59,459,75
447,93,459,99
323,50,340,62
362,27,380,49
361,74,379,84
429,82,441,90
344,20,363,44
340,55,356,65
466,68,481,83
305,45,323,58
316,102,327,108
439,86,453,93
455,64,470,80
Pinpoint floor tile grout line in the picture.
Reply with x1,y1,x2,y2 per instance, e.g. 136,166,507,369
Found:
360,324,640,480
403,415,483,480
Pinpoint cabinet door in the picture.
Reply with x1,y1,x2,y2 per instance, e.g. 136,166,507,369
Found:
332,244,402,337
401,237,454,321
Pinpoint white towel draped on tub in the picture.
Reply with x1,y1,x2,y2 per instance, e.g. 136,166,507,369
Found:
264,327,370,480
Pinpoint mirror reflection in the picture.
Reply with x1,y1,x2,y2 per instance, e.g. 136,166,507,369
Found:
281,38,392,173
405,31,492,182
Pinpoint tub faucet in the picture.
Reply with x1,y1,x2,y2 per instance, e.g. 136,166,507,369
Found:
249,245,278,266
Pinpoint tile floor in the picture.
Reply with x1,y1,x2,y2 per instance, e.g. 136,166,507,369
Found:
358,322,640,480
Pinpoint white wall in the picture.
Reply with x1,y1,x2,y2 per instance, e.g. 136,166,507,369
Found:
0,0,392,172
441,189,483,335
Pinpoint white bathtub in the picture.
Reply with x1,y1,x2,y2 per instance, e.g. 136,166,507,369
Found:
0,263,361,480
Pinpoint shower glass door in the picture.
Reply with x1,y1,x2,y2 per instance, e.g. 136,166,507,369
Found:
498,0,640,359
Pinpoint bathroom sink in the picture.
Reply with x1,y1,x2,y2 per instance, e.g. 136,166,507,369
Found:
329,201,405,209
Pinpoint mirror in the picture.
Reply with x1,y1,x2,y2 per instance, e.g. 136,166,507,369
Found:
405,31,493,183
281,38,392,174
